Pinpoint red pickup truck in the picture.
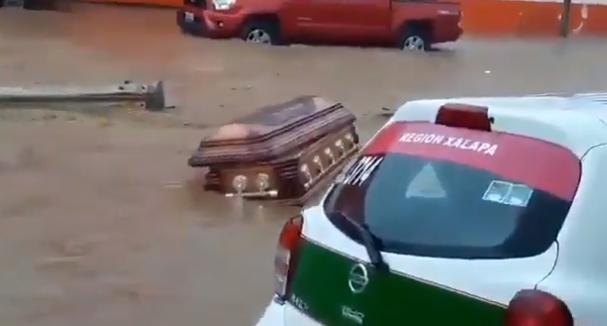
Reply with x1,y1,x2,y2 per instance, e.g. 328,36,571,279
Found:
177,0,461,51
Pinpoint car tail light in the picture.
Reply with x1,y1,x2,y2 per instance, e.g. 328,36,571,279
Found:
274,215,303,299
505,289,574,326
435,103,492,131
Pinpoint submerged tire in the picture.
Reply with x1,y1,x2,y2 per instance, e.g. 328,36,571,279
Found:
241,20,282,45
399,25,431,52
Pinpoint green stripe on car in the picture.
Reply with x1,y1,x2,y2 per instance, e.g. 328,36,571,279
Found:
288,239,506,325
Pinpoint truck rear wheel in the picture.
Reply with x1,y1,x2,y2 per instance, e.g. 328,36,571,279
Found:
399,25,431,52
241,19,282,45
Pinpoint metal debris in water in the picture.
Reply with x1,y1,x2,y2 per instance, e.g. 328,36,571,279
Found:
0,80,167,111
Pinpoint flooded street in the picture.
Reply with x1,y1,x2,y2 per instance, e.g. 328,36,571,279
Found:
1,4,606,326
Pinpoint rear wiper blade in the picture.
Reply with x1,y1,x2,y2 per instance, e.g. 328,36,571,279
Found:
332,210,389,271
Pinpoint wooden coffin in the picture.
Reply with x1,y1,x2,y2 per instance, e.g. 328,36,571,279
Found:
188,96,360,205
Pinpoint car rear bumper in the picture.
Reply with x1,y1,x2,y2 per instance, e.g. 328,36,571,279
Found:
176,7,244,38
255,297,323,326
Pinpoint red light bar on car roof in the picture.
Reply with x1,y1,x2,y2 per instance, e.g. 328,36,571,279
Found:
435,103,492,131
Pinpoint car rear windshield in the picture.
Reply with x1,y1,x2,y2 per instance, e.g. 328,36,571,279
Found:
324,122,581,259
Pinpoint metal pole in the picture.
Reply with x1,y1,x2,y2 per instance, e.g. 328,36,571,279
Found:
2,0,24,7
560,0,572,37
0,80,166,111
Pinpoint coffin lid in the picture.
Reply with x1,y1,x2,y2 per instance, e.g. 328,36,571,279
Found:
188,96,356,166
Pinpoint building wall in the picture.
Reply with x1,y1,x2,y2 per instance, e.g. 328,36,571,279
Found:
461,0,607,36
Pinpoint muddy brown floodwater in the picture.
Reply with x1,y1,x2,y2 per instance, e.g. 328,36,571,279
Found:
0,4,606,326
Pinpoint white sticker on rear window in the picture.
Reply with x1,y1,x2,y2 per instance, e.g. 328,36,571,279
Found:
503,184,534,207
482,181,533,207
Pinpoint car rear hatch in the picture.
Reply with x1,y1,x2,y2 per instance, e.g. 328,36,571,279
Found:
287,213,558,325
284,118,580,325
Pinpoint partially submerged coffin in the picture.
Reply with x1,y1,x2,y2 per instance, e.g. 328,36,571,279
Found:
188,96,360,205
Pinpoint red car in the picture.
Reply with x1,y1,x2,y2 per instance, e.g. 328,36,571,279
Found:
177,0,462,51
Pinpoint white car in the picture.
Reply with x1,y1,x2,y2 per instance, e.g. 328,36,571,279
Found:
255,93,607,326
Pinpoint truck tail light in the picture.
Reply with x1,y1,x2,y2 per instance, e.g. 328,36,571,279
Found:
274,215,303,299
435,103,492,131
505,289,574,326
